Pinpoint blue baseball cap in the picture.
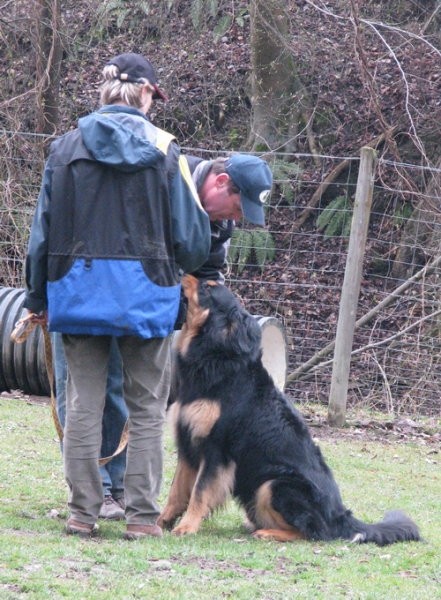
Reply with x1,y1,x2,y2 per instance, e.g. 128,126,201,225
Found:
225,154,272,226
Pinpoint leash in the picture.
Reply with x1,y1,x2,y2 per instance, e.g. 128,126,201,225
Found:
11,313,128,466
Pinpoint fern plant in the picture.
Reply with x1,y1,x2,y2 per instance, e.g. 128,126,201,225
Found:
191,0,218,29
316,195,353,238
228,228,276,274
95,1,152,35
191,0,248,40
268,158,303,204
392,201,413,227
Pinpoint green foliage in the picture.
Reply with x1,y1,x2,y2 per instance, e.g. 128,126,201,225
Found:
191,0,218,29
269,158,303,204
227,128,242,149
213,15,232,40
392,200,414,227
230,229,253,274
234,7,248,28
254,229,276,267
94,0,152,35
316,195,353,238
190,1,248,40
228,228,276,274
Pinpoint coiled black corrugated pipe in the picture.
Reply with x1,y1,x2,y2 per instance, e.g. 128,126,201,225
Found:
0,288,287,397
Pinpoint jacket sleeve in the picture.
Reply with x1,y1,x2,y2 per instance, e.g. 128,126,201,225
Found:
23,165,52,313
167,146,211,273
190,221,233,283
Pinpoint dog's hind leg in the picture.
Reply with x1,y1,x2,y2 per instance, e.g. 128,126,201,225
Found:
158,458,198,530
172,459,236,536
251,481,306,543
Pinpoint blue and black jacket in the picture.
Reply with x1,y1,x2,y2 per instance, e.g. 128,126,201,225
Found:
24,105,210,338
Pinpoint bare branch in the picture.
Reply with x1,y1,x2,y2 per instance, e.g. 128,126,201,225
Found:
363,18,441,61
303,0,346,21
286,253,441,382
421,3,441,35
0,89,37,109
0,0,18,10
362,19,430,164
292,307,441,382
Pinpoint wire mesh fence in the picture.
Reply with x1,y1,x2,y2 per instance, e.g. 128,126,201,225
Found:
0,130,440,417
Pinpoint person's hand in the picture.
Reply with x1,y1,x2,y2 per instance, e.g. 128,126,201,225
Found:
11,310,48,343
30,310,48,327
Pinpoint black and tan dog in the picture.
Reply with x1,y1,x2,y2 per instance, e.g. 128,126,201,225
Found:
158,275,420,545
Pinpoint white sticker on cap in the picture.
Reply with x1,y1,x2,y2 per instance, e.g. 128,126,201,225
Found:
259,190,271,204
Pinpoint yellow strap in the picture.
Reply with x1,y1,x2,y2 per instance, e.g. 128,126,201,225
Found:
178,155,205,211
155,129,204,211
155,128,175,155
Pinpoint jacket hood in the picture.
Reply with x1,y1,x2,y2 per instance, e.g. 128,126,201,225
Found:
78,105,163,173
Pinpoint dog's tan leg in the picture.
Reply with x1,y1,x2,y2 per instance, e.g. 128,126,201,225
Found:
250,481,306,543
158,458,197,530
253,528,305,542
172,461,236,536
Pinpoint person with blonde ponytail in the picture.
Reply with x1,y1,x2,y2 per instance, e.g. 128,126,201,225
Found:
24,53,210,540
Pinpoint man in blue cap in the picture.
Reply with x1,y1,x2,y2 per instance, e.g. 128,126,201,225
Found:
188,153,273,281
162,151,273,408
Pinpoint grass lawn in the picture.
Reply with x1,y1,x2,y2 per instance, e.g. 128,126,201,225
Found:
0,396,439,600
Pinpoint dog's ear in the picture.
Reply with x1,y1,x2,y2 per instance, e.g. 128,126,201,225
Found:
182,274,199,301
223,308,262,362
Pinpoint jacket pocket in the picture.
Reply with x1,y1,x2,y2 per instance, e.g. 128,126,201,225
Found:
47,258,181,338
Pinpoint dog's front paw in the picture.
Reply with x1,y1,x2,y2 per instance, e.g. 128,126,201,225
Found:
253,528,304,542
252,529,276,540
171,521,199,536
157,512,178,531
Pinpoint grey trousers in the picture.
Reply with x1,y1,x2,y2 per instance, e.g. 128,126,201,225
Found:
62,333,171,526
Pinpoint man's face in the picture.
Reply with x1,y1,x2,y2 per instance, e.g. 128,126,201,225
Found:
199,173,242,222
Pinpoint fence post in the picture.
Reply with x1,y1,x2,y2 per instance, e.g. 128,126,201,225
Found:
327,146,376,426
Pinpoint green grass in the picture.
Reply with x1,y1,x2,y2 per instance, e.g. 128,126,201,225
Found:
0,396,439,599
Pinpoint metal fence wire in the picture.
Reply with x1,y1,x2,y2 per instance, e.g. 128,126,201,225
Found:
0,130,440,417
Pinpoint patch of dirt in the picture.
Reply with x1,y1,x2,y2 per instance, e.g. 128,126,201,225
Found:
303,409,440,447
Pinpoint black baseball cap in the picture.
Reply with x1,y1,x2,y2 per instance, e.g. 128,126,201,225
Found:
106,53,168,101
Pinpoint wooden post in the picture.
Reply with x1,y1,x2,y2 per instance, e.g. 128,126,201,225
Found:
327,146,376,426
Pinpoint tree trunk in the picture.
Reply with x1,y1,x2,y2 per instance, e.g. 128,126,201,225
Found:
248,0,306,153
36,0,62,135
392,159,441,279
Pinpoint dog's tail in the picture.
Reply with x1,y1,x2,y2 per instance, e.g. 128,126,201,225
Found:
343,510,420,546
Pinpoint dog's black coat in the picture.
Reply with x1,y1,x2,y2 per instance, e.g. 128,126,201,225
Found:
159,276,420,545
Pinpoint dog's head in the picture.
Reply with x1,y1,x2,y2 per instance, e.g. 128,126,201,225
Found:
178,275,261,363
